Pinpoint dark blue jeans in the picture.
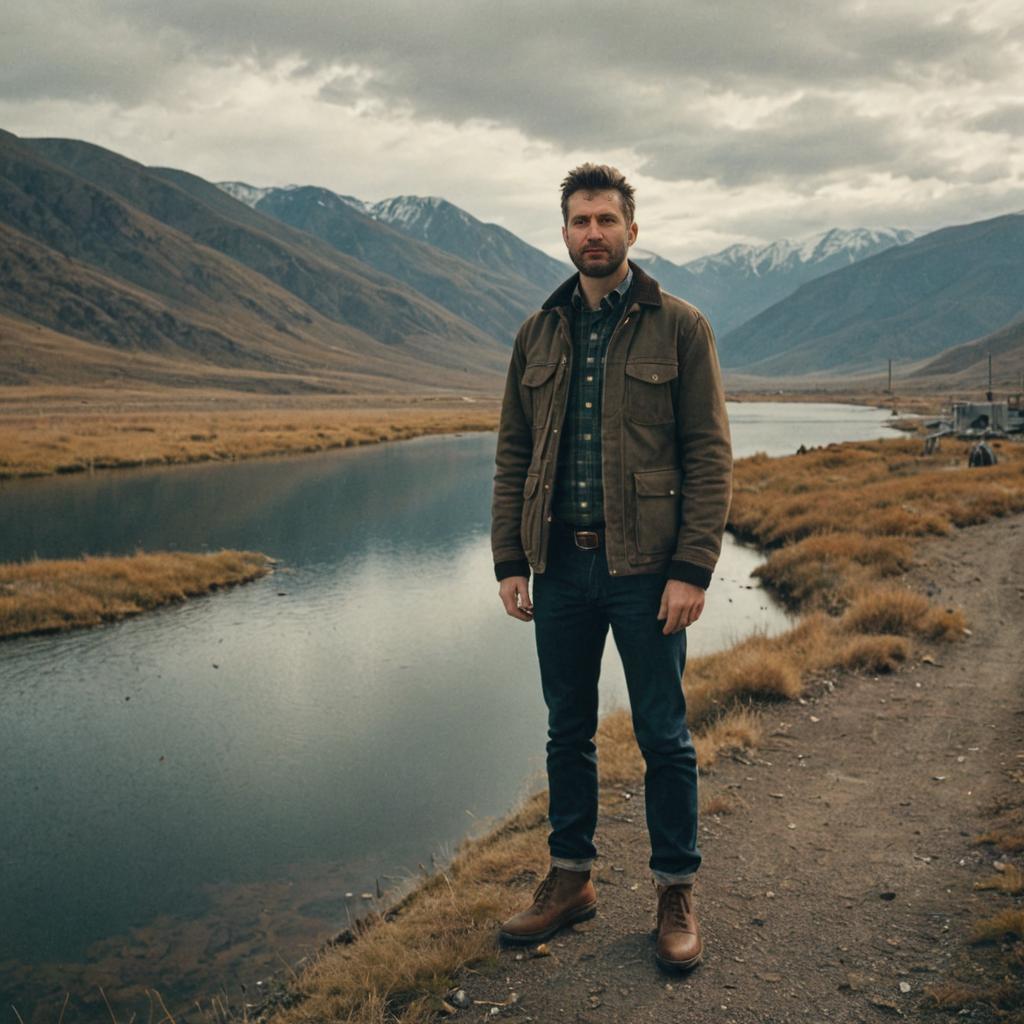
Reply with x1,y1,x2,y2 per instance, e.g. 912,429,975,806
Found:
532,527,701,884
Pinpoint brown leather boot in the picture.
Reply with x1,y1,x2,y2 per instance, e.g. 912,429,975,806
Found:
654,883,702,971
499,867,597,945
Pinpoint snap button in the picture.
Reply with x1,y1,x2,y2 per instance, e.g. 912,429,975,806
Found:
670,489,676,495
651,373,659,381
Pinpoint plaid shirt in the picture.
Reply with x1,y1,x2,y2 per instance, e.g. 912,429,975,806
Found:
552,269,633,526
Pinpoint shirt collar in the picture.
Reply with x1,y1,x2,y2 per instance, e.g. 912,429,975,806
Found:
571,267,633,313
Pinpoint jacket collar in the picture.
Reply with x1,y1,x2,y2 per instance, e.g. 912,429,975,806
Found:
542,259,662,311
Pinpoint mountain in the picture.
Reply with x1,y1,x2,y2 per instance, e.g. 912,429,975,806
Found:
366,195,567,292
632,228,914,335
215,183,541,343
911,314,1024,386
717,213,1024,376
221,185,568,296
0,131,509,391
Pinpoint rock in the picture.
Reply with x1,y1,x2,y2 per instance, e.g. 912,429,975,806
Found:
880,891,897,901
532,944,551,958
449,990,471,1009
899,982,911,994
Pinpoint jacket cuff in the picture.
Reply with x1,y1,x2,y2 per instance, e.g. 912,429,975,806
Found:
666,560,713,590
495,559,531,582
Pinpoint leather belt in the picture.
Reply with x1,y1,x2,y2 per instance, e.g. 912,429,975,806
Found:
553,519,606,550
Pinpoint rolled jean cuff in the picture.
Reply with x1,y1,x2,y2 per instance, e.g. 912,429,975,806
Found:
652,869,697,887
551,856,594,873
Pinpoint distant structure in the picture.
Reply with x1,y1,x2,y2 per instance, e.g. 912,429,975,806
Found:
923,394,1023,453
949,397,1024,437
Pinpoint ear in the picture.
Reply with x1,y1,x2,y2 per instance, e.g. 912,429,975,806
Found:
627,221,638,247
561,223,569,248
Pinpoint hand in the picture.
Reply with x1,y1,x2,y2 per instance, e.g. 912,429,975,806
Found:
499,576,534,622
657,579,705,635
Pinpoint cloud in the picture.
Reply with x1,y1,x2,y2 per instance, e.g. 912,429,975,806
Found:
2,0,1024,260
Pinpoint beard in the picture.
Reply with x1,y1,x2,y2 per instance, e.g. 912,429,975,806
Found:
567,238,629,278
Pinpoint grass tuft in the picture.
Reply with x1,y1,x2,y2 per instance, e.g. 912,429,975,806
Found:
969,909,1024,944
0,551,271,639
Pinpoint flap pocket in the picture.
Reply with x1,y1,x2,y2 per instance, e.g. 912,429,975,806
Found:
624,361,678,385
523,474,540,499
522,362,558,387
634,467,682,497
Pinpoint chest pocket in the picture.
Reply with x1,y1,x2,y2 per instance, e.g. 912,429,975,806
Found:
624,361,678,425
522,361,559,428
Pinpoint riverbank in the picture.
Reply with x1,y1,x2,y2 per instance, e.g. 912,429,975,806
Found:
0,388,502,479
0,386,941,481
242,436,1023,1024
0,550,272,639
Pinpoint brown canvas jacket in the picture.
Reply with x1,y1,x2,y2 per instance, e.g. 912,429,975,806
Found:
491,261,733,587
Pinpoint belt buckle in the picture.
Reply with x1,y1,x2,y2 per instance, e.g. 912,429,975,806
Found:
573,530,600,550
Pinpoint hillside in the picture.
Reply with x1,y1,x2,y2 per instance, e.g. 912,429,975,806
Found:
718,212,1024,375
221,183,539,344
911,314,1024,386
0,131,508,393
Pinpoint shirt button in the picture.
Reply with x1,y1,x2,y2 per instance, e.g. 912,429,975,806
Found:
583,433,591,440
580,501,589,508
584,402,592,409
579,481,587,487
590,332,598,341
610,569,617,575
651,373,659,381
585,375,593,382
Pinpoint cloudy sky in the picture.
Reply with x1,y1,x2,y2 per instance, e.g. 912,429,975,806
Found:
4,0,1024,262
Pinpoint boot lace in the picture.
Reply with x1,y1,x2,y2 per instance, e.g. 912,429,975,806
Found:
531,868,560,908
659,885,692,928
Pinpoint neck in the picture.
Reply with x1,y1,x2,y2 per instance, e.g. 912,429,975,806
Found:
578,261,629,310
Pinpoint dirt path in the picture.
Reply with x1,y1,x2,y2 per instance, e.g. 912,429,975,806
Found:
462,514,1024,1023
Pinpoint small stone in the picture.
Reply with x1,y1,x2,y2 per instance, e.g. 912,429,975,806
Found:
449,990,471,1010
932,775,947,781
810,716,820,723
766,891,776,898
899,982,911,994
769,793,784,799
787,823,797,830
880,891,897,901
532,943,551,958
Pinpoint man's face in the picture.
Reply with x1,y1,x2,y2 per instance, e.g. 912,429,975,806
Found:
562,190,638,279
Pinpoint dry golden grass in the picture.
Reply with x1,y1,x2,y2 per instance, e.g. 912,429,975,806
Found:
730,437,1024,555
841,585,967,640
970,909,1024,944
0,551,271,639
835,634,912,673
0,399,499,479
975,865,1024,895
754,534,915,610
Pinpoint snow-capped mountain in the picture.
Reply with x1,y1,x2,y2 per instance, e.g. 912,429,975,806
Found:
219,180,366,212
217,185,566,294
684,227,915,277
634,227,915,335
366,194,566,291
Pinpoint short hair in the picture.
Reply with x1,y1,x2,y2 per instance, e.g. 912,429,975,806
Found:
560,163,636,224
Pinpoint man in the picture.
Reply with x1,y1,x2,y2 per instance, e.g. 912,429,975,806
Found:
491,163,732,971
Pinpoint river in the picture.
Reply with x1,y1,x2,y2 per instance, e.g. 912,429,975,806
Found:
0,401,899,1018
